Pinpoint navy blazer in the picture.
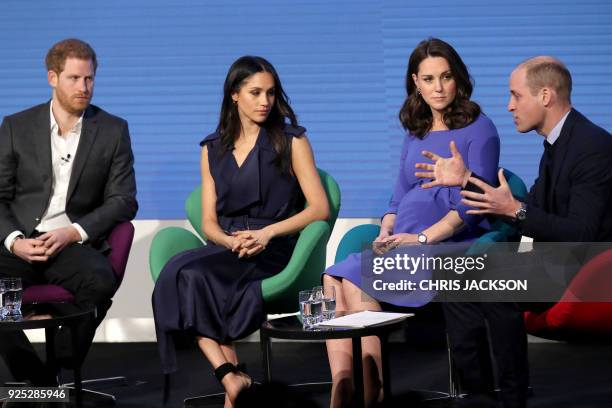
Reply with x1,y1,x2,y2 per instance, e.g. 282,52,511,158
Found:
0,102,138,249
522,109,612,242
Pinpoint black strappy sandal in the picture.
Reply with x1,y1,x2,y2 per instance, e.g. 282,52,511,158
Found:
214,362,238,383
214,362,257,388
184,363,252,406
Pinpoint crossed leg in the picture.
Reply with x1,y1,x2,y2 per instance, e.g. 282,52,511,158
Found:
197,337,251,408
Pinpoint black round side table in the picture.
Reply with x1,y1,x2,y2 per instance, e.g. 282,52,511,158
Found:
260,311,411,408
0,303,95,408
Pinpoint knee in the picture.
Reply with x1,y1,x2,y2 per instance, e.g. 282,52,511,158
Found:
323,274,339,290
88,263,116,301
340,278,355,295
341,279,365,304
178,266,198,281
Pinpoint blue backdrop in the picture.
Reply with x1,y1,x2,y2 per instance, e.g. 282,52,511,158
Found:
1,0,610,219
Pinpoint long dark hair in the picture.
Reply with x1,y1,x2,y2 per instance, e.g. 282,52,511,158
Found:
399,38,481,138
217,56,298,173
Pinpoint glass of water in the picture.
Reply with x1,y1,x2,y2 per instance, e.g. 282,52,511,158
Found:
0,280,6,319
322,286,336,321
312,286,324,299
2,278,23,317
299,290,316,329
310,286,325,324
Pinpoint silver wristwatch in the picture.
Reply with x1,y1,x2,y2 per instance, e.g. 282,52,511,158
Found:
417,232,428,244
515,202,527,222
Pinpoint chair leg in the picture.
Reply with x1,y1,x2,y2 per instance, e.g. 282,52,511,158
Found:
183,392,225,407
65,376,128,388
415,332,463,402
64,386,117,405
62,376,128,405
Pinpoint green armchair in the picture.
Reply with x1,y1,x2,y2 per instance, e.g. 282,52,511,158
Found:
149,168,341,314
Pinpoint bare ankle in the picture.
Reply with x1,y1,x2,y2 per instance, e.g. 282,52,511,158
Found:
331,377,354,408
365,384,384,407
222,372,251,403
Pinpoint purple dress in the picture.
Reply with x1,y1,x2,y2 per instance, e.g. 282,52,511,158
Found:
325,114,500,306
153,125,305,374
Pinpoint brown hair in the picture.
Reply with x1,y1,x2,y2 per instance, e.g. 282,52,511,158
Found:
521,58,572,103
45,38,98,74
398,38,480,139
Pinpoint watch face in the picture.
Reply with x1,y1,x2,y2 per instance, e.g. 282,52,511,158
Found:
418,234,427,244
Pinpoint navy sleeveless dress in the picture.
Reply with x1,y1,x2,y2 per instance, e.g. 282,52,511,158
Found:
153,125,305,374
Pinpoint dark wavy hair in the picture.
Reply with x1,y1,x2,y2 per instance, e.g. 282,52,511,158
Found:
217,56,299,173
399,38,480,138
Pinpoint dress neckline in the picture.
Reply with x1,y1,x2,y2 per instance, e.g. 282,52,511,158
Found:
232,130,261,169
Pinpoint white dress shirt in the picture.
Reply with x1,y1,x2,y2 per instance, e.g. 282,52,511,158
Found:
545,110,571,146
4,102,88,252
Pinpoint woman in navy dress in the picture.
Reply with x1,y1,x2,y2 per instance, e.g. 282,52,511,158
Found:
323,39,500,406
152,56,329,407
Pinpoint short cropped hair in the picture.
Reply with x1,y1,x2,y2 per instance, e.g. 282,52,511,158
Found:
45,38,97,74
522,58,572,103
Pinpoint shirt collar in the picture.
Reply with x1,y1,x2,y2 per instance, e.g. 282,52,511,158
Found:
49,100,84,135
545,110,571,146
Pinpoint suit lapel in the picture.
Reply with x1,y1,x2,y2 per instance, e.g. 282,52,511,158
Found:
33,102,53,193
534,152,548,209
67,105,97,201
546,109,578,209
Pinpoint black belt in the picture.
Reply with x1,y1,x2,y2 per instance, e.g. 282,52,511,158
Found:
218,215,275,233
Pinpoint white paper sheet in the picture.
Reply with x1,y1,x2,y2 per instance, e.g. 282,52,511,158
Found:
315,310,413,328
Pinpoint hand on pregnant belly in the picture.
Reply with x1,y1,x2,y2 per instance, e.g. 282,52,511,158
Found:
373,233,418,254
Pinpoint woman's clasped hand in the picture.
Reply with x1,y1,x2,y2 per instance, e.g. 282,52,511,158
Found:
228,229,273,258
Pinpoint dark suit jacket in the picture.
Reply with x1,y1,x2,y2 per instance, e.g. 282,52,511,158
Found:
521,109,612,242
0,102,138,249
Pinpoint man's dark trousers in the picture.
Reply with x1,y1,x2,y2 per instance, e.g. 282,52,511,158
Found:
0,243,115,385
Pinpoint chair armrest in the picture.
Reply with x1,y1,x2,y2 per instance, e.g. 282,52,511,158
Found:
149,227,205,282
334,224,381,263
465,230,508,255
107,221,135,286
262,220,330,307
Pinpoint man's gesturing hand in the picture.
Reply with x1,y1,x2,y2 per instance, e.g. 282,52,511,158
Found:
461,169,521,218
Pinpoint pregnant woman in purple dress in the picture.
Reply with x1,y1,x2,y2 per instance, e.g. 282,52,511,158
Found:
323,39,501,407
152,56,329,407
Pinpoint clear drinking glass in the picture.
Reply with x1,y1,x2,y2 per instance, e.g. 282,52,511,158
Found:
0,280,6,319
310,286,324,324
299,290,316,329
2,278,23,317
322,286,336,321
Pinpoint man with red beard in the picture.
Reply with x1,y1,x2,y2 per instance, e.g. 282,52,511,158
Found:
0,39,137,385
